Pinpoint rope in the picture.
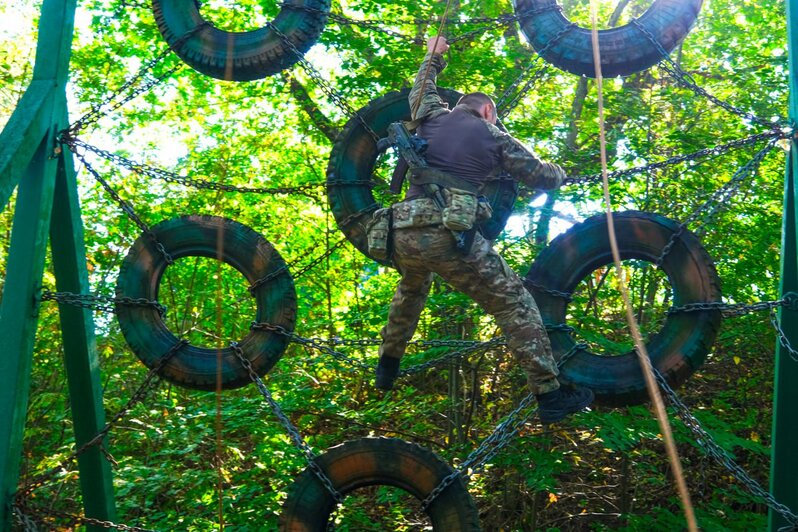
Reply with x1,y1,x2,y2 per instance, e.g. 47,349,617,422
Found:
589,3,697,531
410,0,456,119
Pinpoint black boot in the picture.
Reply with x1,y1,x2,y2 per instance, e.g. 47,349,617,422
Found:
536,385,594,424
375,356,401,390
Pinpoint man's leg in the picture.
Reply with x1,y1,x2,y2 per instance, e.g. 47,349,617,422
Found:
375,246,433,390
433,233,592,421
430,233,558,393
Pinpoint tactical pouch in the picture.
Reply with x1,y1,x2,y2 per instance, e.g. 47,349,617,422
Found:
366,207,392,260
442,188,478,231
476,196,493,222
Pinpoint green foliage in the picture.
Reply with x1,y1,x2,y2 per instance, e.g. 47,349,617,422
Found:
1,0,793,529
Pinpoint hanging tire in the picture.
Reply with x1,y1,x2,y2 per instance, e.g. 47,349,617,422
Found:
514,0,703,78
279,438,481,531
327,89,518,264
152,0,330,81
115,215,296,390
525,211,721,406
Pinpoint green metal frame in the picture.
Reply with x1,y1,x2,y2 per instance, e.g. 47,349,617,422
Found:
0,0,115,528
770,3,798,530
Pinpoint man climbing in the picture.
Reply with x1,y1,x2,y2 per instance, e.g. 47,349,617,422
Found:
374,36,594,424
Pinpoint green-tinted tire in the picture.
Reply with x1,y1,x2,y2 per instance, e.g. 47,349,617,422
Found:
279,438,481,531
515,0,703,78
326,89,519,265
152,0,330,81
525,211,721,406
115,215,296,390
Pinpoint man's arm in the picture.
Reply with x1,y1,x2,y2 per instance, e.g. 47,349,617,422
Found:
494,128,566,190
409,36,450,122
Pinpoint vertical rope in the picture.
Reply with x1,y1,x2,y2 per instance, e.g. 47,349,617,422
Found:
411,0,456,119
215,225,225,530
588,2,697,530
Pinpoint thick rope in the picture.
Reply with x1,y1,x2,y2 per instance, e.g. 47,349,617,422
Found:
589,3,697,531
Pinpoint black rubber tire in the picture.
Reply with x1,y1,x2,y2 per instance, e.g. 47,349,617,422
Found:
514,0,703,78
327,89,518,264
152,0,330,81
525,211,721,406
115,215,296,390
279,437,481,531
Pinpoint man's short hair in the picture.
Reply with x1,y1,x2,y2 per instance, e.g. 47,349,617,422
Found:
457,92,496,118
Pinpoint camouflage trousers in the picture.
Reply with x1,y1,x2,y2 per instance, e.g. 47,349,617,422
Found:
379,217,560,394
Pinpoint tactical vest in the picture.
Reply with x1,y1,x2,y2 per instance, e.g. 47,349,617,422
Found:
406,105,502,200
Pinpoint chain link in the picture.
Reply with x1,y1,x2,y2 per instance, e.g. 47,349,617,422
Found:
251,322,374,372
654,139,777,267
668,293,798,318
653,369,798,527
66,145,175,265
566,129,788,187
522,278,573,301
248,238,348,293
231,342,344,504
400,337,506,376
66,23,209,138
266,21,381,142
419,342,586,511
771,308,798,363
68,138,323,198
496,20,578,118
18,340,187,497
630,19,782,130
41,289,167,316
14,504,156,531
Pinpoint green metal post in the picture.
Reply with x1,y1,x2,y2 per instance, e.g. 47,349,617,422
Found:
769,1,798,529
0,0,115,527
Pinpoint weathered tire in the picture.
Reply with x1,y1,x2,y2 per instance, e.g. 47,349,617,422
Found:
279,438,481,531
525,211,721,406
327,89,519,265
514,0,703,78
115,215,296,390
152,0,330,81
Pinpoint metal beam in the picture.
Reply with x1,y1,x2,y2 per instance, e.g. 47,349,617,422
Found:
50,108,117,523
0,130,60,527
0,0,116,528
769,1,798,529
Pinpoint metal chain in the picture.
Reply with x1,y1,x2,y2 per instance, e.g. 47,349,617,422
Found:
68,138,323,198
566,129,788,187
653,369,798,528
630,19,781,130
447,5,562,46
231,342,344,504
66,23,209,138
496,21,578,118
14,504,156,532
16,504,156,532
668,293,798,318
251,322,373,372
18,340,187,497
522,278,573,301
266,21,381,142
419,342,586,511
41,289,167,316
771,308,798,363
400,337,506,376
248,237,348,293
66,145,175,265
654,139,777,267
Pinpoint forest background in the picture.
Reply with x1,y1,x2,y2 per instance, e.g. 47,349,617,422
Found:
0,0,793,529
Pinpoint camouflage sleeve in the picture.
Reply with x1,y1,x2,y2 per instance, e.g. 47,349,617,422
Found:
493,128,565,190
409,52,448,122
